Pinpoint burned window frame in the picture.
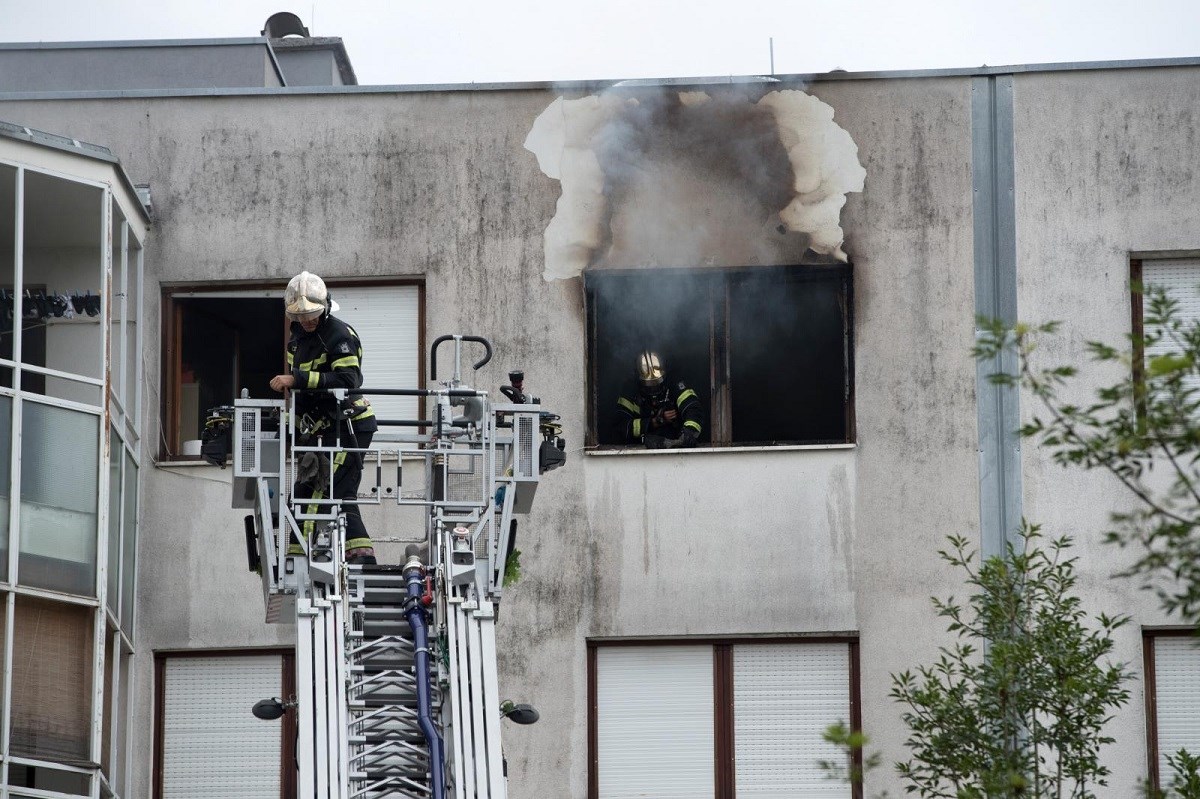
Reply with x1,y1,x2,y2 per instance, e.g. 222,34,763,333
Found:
585,263,855,449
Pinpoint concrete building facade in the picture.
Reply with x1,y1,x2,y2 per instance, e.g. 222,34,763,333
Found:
0,32,1198,799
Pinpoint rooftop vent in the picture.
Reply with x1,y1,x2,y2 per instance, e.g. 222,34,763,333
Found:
262,12,310,38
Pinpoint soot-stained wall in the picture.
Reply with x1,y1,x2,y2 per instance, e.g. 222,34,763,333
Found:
1,63,1195,798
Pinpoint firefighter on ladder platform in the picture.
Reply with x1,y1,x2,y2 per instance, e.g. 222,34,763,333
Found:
616,350,703,449
269,270,379,565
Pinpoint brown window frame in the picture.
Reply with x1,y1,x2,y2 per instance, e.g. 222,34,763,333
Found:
584,264,856,449
1142,628,1200,792
160,278,426,460
587,635,862,799
153,648,296,799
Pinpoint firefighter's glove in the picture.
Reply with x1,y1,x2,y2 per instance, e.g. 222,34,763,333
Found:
296,451,330,489
679,428,699,448
643,434,670,450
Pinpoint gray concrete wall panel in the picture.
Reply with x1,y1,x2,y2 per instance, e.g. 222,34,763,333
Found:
1012,67,1200,795
0,45,280,91
274,50,341,86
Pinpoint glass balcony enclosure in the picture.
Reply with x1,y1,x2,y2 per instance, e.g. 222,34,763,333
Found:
0,129,149,799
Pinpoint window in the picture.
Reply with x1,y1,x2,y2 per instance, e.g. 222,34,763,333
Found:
161,281,423,458
586,265,853,448
1144,631,1200,791
155,651,295,799
11,595,94,763
588,638,859,798
1134,257,1200,395
19,401,99,596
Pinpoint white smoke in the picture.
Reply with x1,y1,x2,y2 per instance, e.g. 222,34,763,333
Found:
523,88,865,281
757,90,866,262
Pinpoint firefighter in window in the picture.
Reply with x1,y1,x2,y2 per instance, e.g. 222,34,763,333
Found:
616,351,703,449
269,271,379,565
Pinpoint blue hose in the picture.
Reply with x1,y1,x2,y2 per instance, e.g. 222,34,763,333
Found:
405,563,445,797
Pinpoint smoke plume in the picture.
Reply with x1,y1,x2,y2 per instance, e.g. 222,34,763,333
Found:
523,88,865,281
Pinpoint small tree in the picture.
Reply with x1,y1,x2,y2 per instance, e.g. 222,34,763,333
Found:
891,525,1131,798
974,288,1200,623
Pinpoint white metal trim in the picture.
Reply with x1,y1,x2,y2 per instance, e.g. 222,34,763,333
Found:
88,605,105,794
17,392,104,416
1,592,14,787
0,159,110,191
5,583,102,607
586,442,857,456
20,362,107,387
132,246,144,434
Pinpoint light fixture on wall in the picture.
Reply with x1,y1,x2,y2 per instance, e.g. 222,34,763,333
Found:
252,696,298,720
499,700,539,725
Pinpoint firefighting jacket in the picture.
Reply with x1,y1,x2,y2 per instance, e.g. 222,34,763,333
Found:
616,381,703,444
286,315,378,434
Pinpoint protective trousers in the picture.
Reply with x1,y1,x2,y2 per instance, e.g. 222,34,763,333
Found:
290,429,375,555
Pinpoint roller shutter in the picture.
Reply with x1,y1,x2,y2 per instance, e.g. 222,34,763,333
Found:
733,642,850,798
1154,636,1200,783
1143,258,1200,395
334,285,420,423
596,646,715,799
161,655,283,799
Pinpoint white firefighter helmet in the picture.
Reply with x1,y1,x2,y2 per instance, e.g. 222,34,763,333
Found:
636,350,665,391
284,271,339,322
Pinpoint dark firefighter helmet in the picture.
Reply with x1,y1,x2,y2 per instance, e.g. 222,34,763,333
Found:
636,351,665,393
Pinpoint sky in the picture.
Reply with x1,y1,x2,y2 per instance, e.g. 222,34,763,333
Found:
1,0,1199,86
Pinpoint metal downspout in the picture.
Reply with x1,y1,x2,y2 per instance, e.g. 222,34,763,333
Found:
404,556,446,797
971,74,1023,558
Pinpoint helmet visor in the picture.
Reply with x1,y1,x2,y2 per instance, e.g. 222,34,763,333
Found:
287,307,324,323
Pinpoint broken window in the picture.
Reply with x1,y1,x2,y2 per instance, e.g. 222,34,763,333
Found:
586,265,853,448
161,282,423,459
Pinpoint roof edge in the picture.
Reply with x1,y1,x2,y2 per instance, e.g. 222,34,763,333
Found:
0,54,1197,99
0,121,151,223
0,37,271,50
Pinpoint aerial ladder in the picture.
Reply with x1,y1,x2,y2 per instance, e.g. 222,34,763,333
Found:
216,334,565,798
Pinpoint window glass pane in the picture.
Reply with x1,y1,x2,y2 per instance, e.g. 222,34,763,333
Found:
11,595,94,763
126,241,142,427
109,203,126,413
733,642,850,796
21,171,104,404
588,272,713,446
729,269,849,443
107,427,121,613
8,763,90,795
19,401,99,595
0,163,15,388
120,451,137,633
0,394,11,579
162,655,283,798
596,646,714,798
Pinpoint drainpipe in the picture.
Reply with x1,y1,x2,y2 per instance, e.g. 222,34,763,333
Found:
404,554,445,797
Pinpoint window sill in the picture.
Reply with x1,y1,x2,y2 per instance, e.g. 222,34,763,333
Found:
154,458,216,468
585,442,856,456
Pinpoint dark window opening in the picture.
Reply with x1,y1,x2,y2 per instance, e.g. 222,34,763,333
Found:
167,296,284,456
586,264,853,447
